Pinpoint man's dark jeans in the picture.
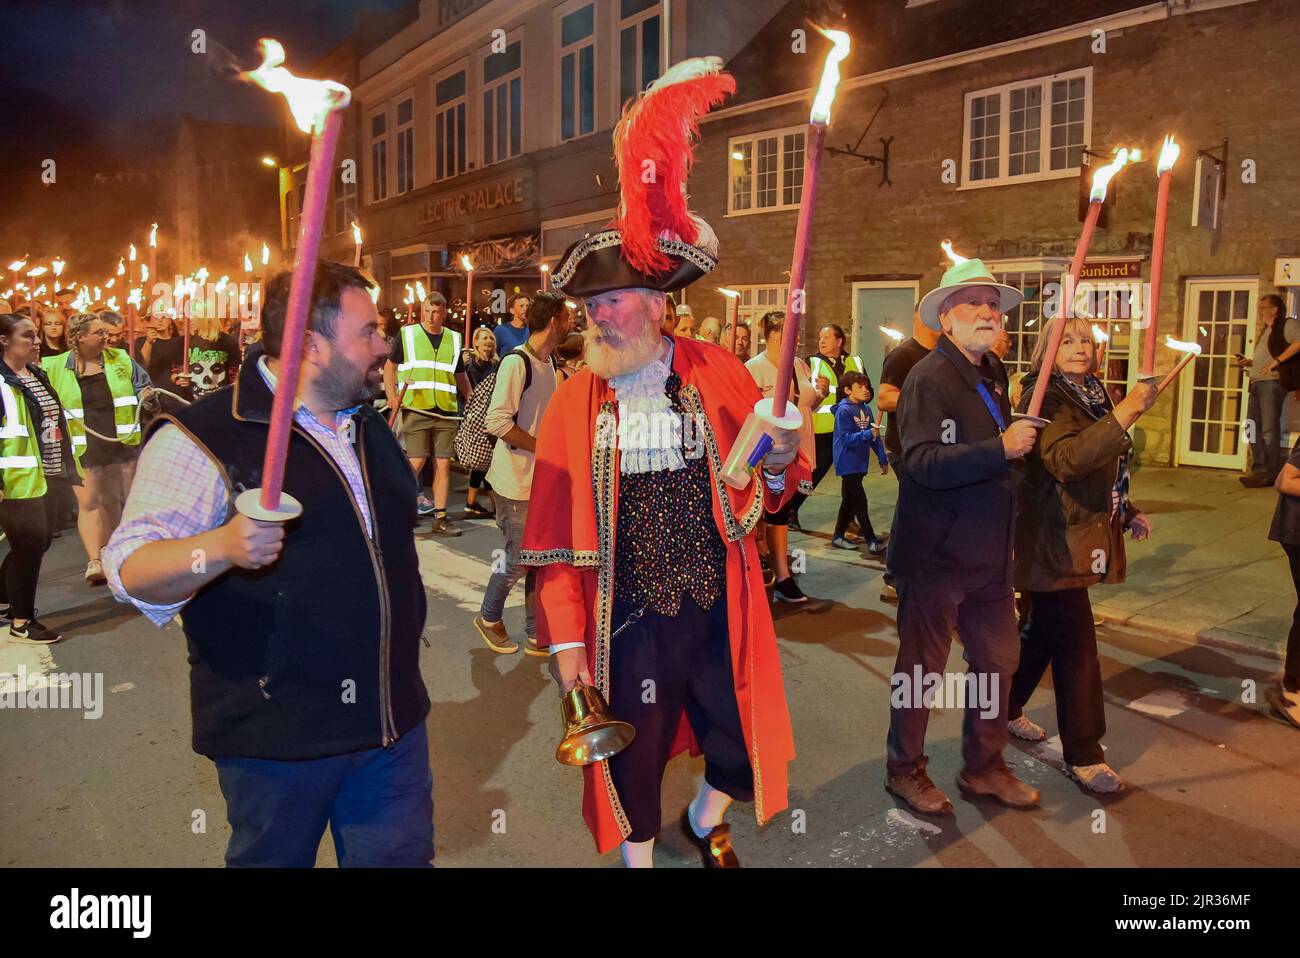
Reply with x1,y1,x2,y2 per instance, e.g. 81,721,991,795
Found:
1247,378,1286,478
213,721,434,867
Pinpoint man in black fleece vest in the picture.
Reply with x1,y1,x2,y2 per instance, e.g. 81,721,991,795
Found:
103,262,433,867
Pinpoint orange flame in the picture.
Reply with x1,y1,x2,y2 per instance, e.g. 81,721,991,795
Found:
261,243,270,266
129,243,137,262
116,258,125,277
1156,134,1180,176
149,223,158,247
245,38,352,135
51,258,65,276
1091,323,1109,343
879,325,904,342
1089,147,1141,202
717,287,740,299
1166,335,1202,355
940,239,969,266
7,259,26,273
27,266,48,278
460,255,474,272
810,28,852,124
352,220,362,245
244,253,253,272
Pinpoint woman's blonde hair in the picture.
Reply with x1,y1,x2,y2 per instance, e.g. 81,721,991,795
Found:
1028,315,1098,376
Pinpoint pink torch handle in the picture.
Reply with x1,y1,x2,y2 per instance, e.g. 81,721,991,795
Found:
1157,350,1197,395
1024,200,1102,419
259,107,345,512
1141,170,1173,377
771,121,827,420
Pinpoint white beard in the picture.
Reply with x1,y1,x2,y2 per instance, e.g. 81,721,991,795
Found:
583,317,663,380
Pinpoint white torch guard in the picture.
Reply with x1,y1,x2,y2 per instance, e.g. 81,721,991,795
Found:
721,397,805,491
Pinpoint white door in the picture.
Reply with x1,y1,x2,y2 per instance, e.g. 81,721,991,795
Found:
1177,278,1257,469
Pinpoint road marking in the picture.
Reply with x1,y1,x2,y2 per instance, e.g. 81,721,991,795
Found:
0,639,66,692
413,538,523,612
1127,689,1189,718
885,808,942,835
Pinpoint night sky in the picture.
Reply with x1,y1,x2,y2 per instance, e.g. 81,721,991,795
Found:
0,0,410,284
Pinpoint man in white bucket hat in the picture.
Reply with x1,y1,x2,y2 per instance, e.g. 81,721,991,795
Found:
883,248,1043,816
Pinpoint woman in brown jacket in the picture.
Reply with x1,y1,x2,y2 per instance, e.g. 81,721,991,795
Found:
1009,317,1157,793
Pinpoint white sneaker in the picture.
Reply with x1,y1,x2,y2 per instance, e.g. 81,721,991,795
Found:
1266,685,1300,729
1066,762,1126,793
84,559,106,585
1008,714,1047,742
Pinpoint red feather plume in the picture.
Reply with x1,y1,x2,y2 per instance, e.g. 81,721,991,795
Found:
612,59,736,277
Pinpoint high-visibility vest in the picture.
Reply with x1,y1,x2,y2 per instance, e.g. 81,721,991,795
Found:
0,380,47,499
809,353,864,434
41,347,142,454
397,324,461,414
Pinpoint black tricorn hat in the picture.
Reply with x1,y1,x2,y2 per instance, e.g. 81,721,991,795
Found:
552,57,733,299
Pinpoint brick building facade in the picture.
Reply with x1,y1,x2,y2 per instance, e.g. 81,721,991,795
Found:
691,0,1299,469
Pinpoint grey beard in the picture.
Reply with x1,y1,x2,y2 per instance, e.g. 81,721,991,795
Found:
583,323,662,380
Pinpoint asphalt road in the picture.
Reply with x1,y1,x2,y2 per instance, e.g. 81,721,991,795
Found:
4,483,1300,868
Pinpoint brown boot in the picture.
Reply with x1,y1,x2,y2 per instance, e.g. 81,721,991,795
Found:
956,763,1041,809
885,767,954,816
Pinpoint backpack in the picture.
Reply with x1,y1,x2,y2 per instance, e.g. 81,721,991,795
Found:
453,348,533,472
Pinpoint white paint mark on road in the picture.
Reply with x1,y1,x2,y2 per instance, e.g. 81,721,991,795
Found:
111,682,134,693
0,639,65,692
413,539,523,613
1127,689,1189,718
885,808,942,835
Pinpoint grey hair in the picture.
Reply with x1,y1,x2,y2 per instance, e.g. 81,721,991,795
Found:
1028,315,1098,376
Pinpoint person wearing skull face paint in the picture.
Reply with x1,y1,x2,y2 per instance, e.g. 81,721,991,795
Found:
185,313,242,400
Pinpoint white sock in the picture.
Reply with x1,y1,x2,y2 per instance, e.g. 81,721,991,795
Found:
620,838,654,868
688,780,733,837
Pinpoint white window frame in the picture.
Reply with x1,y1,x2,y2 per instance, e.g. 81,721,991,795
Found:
394,90,416,196
959,66,1093,190
732,284,790,333
617,0,663,103
333,175,358,236
478,29,524,169
432,60,470,183
726,125,807,217
367,108,389,205
556,0,597,144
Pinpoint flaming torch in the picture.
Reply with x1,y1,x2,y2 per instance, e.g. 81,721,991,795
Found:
1157,336,1201,395
1091,322,1110,370
1021,146,1142,422
242,37,352,521
460,254,475,338
721,27,851,489
718,287,741,353
51,257,65,293
880,325,904,348
148,223,158,317
1141,135,1181,378
539,262,551,292
352,220,363,268
126,243,139,356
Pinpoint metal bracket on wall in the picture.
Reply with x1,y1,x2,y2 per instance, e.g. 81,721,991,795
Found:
827,136,893,187
826,90,893,187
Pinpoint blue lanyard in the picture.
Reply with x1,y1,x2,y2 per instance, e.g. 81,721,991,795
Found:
976,381,1007,432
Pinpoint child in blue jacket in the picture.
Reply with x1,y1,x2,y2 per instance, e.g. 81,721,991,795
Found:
832,371,889,553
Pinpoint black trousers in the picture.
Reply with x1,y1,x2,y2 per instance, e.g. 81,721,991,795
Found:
887,576,1019,777
882,455,899,587
0,487,59,619
834,473,877,541
1008,588,1107,767
1280,544,1300,692
607,593,753,843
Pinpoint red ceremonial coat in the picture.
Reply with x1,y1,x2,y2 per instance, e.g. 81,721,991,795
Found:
520,335,810,853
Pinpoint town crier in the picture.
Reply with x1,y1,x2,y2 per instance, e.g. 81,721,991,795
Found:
520,57,809,868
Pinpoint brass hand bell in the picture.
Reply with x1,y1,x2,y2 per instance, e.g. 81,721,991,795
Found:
556,679,636,766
